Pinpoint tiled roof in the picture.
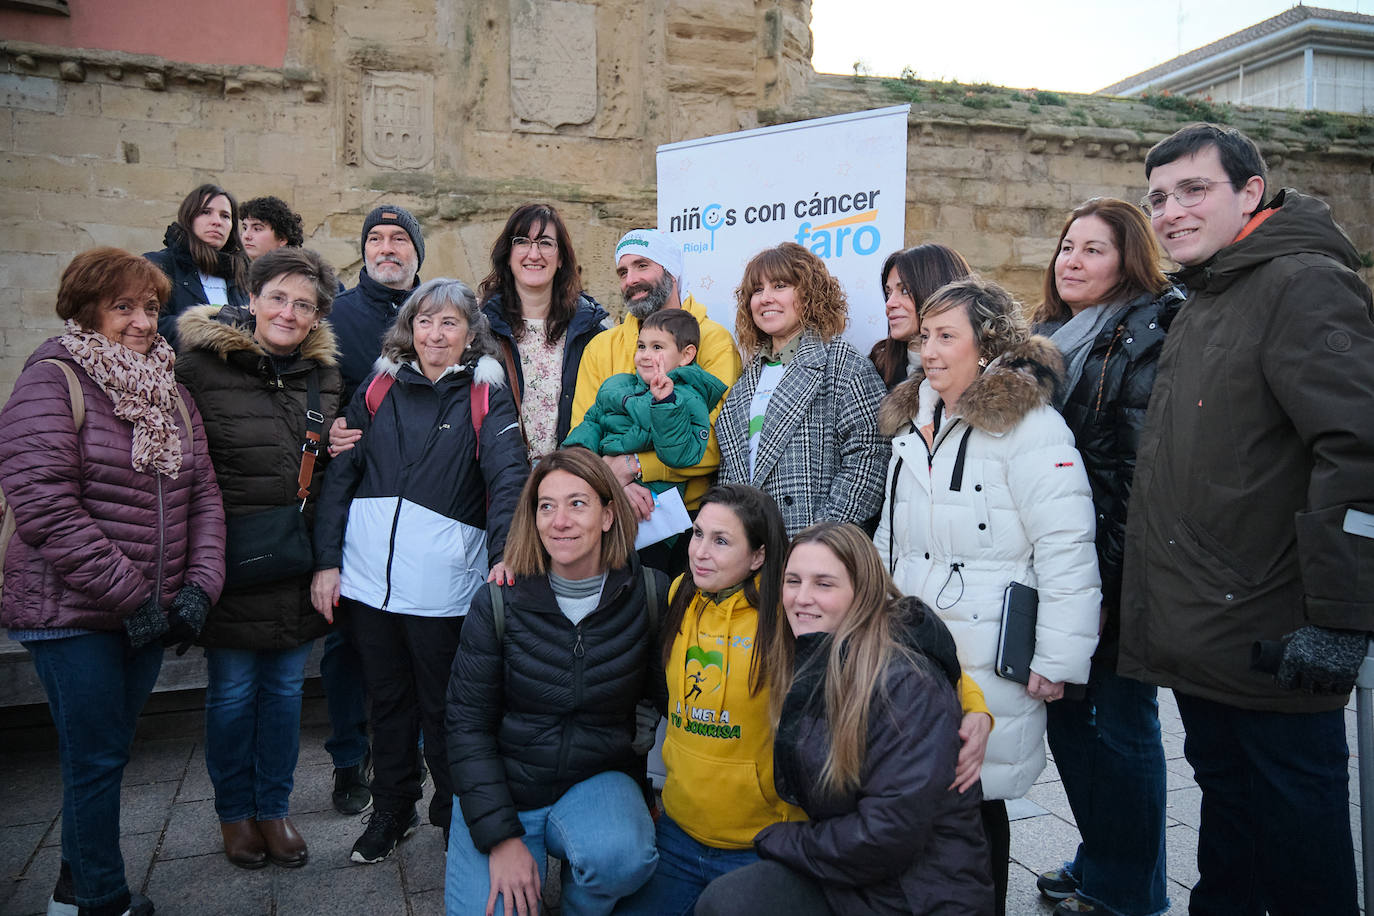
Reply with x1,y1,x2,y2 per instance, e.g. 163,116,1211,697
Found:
1097,5,1374,94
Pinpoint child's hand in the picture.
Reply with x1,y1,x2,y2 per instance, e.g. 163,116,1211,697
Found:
648,354,674,400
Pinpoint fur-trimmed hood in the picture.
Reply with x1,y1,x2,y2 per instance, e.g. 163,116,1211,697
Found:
878,335,1064,437
176,304,339,367
371,351,507,388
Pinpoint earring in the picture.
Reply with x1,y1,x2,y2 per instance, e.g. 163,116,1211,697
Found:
978,357,988,367
312,323,319,330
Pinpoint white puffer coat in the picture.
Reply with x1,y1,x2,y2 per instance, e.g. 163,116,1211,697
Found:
874,337,1100,800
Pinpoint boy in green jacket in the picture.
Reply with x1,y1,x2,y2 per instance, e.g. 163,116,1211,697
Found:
564,308,728,503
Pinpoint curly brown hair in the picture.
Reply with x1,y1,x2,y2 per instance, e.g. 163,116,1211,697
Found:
921,276,1029,364
734,242,848,355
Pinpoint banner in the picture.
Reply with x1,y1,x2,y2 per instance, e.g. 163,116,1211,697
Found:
656,105,909,356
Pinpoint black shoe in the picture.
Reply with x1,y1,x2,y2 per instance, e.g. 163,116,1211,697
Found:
350,808,420,864
332,750,373,816
1037,866,1078,901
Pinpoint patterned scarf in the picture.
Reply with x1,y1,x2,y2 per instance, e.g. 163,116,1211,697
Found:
60,320,183,478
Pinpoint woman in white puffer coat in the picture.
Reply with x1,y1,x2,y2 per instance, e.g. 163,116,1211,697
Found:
873,276,1100,916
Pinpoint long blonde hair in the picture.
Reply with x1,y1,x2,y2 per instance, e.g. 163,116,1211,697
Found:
768,523,925,796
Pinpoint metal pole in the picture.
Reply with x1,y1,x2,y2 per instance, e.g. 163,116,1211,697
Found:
1355,642,1374,915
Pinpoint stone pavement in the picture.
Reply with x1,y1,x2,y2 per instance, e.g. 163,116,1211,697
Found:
0,687,1365,916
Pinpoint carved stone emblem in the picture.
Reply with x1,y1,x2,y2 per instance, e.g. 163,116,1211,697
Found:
362,71,434,170
510,0,597,132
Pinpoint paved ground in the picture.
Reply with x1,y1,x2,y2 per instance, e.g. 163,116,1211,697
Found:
0,686,1365,915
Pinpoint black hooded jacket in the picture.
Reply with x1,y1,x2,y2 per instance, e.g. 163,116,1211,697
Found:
144,223,249,350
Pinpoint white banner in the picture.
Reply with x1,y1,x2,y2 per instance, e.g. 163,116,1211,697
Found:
656,105,909,356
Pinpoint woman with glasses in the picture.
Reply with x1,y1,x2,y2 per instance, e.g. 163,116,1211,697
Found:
144,183,251,350
175,248,344,872
874,276,1101,916
1027,198,1183,916
479,203,609,461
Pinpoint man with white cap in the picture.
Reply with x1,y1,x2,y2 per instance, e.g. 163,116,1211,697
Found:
572,229,741,524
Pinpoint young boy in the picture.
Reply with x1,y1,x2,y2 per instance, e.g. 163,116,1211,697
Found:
564,308,728,502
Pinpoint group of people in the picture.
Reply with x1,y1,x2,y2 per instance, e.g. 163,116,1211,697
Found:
1,119,1370,916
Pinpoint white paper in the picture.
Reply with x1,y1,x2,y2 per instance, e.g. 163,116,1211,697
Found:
634,487,693,550
1343,508,1374,540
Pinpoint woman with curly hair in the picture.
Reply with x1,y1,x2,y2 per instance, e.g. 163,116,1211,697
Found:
715,242,890,536
478,203,608,460
868,243,973,390
144,183,250,349
874,276,1101,915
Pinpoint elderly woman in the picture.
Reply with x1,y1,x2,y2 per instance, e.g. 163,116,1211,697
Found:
175,247,344,871
144,183,250,349
478,203,608,460
445,446,664,916
1028,198,1183,916
875,276,1101,916
0,247,225,916
312,278,529,865
715,242,889,536
868,243,972,390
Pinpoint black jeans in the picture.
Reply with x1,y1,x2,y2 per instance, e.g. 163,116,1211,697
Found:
694,859,830,916
980,798,1008,916
1174,692,1357,916
338,597,463,830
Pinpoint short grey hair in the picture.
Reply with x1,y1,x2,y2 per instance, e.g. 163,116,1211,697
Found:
380,278,499,365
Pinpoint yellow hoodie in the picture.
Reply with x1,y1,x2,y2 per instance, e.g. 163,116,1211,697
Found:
661,581,805,849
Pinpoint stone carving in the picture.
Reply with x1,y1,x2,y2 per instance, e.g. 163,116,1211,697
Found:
362,70,433,169
510,0,597,132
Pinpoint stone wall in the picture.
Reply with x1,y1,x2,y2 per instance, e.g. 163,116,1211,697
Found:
2,0,1372,399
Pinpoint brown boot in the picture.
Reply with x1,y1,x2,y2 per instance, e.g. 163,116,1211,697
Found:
257,817,308,867
220,819,268,869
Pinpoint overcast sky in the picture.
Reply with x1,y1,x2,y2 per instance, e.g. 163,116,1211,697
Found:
810,1,1370,93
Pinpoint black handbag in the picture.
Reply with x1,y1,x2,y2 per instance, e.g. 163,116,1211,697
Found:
223,372,325,589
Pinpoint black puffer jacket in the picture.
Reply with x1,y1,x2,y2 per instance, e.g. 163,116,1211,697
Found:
174,306,343,650
482,292,609,444
1049,287,1184,667
330,269,417,403
446,561,668,854
758,610,993,915
144,224,248,351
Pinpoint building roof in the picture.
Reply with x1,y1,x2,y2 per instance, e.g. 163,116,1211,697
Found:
1098,5,1374,95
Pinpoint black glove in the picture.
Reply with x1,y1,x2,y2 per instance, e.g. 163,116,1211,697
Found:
163,583,210,656
1252,626,1369,694
123,594,168,650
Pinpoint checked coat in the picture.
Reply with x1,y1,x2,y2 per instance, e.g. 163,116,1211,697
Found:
717,329,890,535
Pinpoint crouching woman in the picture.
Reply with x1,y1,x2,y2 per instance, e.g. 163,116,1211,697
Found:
445,447,665,916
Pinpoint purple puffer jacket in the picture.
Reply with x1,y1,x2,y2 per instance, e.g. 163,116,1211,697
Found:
0,338,226,632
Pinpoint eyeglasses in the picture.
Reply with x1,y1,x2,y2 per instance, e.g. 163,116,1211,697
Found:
511,236,558,255
261,291,318,316
1140,178,1224,217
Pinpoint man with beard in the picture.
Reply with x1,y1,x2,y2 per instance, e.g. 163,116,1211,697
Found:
317,204,425,819
572,229,741,528
330,205,425,402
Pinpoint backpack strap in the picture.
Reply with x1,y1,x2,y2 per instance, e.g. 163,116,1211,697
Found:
364,373,395,418
39,359,84,431
489,581,505,643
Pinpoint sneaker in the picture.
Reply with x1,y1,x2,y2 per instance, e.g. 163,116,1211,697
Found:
1037,865,1078,901
332,749,373,816
350,808,420,864
1053,897,1104,915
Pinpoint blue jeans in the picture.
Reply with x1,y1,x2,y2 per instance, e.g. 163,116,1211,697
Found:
319,627,369,769
613,814,761,916
446,771,657,916
1174,691,1357,916
204,643,313,822
26,632,163,910
1045,665,1169,916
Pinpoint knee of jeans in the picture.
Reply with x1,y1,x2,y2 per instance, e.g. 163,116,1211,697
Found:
570,834,658,895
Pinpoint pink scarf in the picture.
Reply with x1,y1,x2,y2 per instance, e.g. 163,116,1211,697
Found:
60,320,183,478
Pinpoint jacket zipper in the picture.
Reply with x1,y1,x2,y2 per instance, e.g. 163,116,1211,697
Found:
154,475,166,604
380,489,405,611
556,626,587,783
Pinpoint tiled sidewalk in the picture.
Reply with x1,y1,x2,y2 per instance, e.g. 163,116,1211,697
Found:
0,689,1364,915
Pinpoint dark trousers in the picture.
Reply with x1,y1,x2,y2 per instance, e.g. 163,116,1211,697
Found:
980,798,1008,916
1174,691,1357,916
319,627,370,769
338,597,462,830
693,859,831,916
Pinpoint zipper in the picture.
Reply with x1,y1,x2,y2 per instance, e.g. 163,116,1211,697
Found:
153,475,166,604
379,491,404,611
556,624,587,783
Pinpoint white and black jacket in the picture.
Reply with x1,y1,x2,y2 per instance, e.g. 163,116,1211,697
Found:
314,354,529,617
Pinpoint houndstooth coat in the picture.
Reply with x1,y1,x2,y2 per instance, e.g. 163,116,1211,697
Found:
716,330,890,536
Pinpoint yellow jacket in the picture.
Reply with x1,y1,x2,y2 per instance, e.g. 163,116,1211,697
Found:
571,294,741,510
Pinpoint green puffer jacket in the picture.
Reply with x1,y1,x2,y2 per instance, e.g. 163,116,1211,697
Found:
1119,190,1374,712
175,306,344,650
563,364,728,495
